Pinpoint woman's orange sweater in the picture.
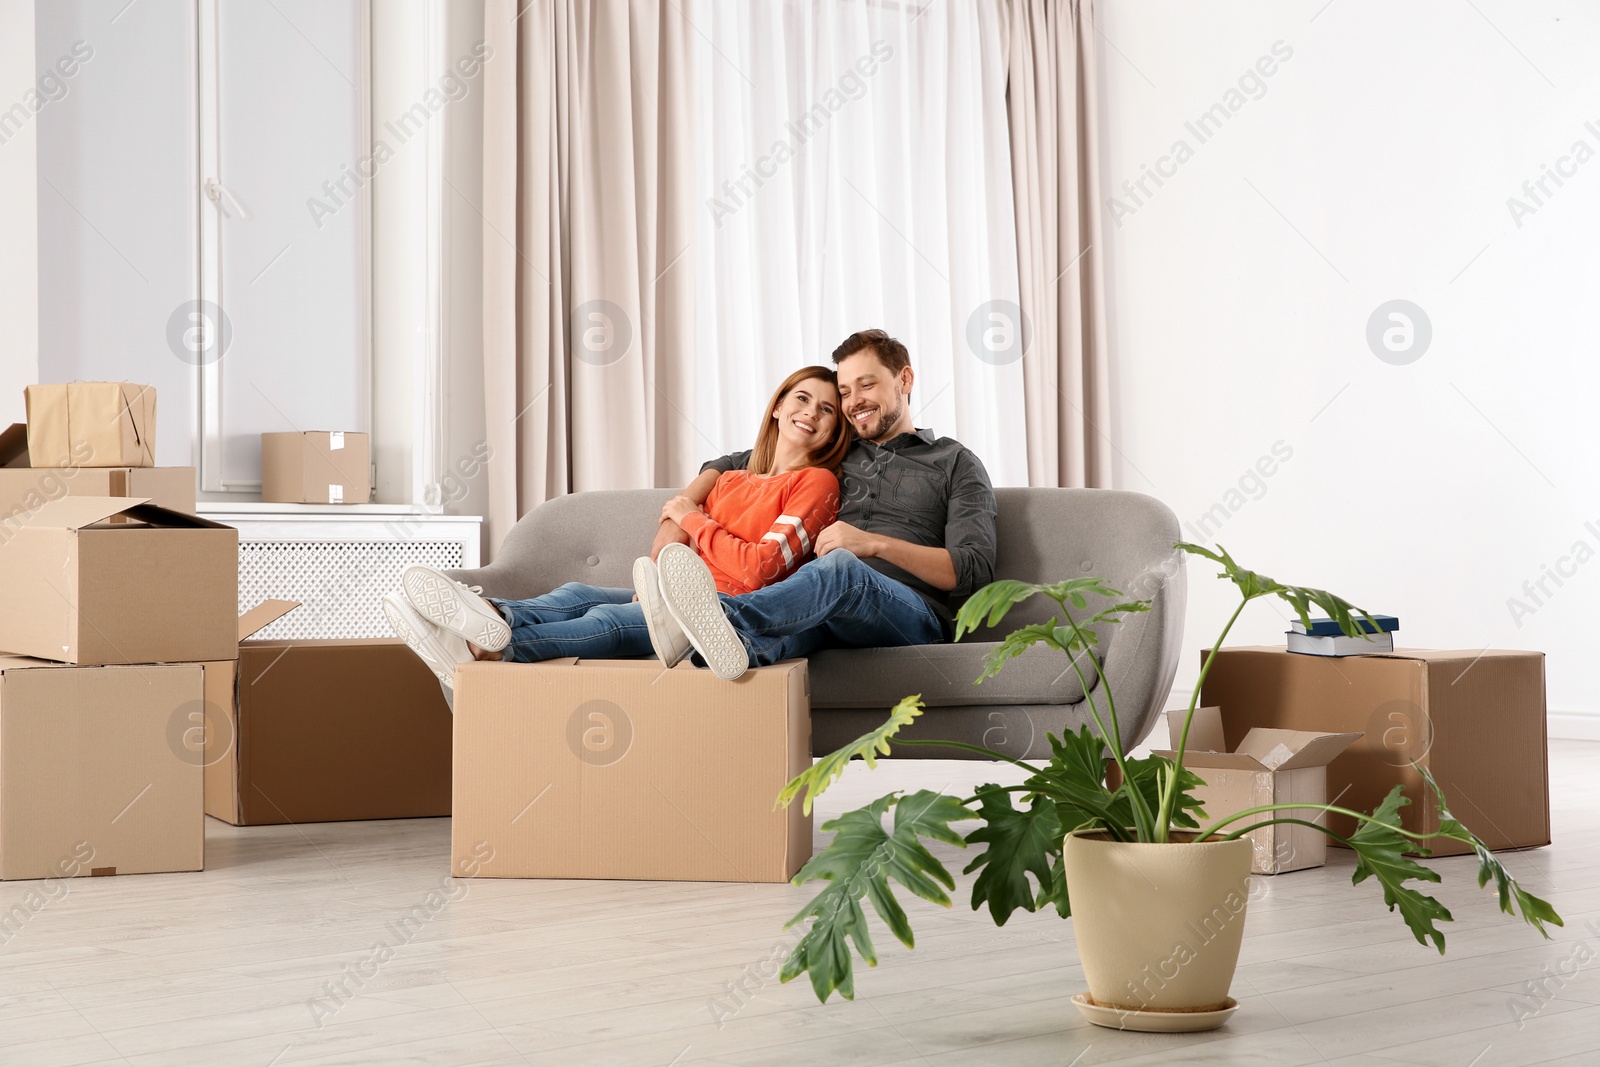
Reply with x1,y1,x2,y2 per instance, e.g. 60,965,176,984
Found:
677,467,841,595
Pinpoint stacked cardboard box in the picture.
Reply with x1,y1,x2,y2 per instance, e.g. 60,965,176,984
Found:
6,383,194,517
0,495,238,879
1199,646,1550,857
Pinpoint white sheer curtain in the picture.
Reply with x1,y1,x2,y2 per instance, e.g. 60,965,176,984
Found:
688,0,1028,485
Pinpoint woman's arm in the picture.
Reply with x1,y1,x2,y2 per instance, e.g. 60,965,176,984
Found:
651,468,721,561
680,469,841,589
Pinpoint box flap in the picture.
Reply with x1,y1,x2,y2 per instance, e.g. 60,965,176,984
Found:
1274,731,1364,770
1153,748,1268,771
0,656,58,672
238,599,300,641
1165,706,1226,752
0,424,27,467
119,502,232,530
1233,727,1365,770
20,495,150,529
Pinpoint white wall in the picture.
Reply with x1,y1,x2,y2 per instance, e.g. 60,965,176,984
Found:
0,0,38,427
370,0,489,538
34,0,197,468
1097,1,1600,737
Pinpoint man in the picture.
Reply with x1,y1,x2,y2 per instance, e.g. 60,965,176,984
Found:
639,328,997,679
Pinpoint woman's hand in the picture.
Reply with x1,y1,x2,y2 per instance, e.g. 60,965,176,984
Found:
661,494,702,526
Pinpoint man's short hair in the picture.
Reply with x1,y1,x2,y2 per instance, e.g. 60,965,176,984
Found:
832,329,910,377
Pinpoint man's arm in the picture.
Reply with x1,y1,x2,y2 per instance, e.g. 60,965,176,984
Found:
651,467,721,561
941,449,998,596
812,450,994,593
861,535,958,590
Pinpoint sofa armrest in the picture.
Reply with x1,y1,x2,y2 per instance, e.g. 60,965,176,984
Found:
1090,552,1187,750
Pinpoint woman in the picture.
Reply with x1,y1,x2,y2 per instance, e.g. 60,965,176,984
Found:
383,365,850,690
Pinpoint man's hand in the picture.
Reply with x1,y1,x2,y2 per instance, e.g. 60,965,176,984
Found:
814,521,881,559
661,494,702,526
650,520,689,561
818,521,959,591
650,467,720,561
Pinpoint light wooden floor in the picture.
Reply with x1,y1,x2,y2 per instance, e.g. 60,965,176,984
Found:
4,741,1598,1066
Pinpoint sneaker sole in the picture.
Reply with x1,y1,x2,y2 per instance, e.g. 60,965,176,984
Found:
403,566,511,651
633,557,692,668
382,596,460,689
655,546,748,681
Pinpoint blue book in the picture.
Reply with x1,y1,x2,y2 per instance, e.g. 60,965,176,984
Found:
1290,614,1398,638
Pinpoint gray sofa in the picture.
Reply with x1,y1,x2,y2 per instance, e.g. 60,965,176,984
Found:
449,487,1185,760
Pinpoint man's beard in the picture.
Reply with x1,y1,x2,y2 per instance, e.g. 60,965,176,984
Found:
851,399,904,443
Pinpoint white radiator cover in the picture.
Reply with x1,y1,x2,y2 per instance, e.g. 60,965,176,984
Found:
199,505,483,641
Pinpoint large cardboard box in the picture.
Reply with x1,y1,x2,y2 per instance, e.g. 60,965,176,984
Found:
200,601,453,825
1157,707,1360,874
452,658,812,882
0,658,203,879
261,431,371,504
24,382,156,467
0,497,237,665
1199,647,1550,857
1,423,194,516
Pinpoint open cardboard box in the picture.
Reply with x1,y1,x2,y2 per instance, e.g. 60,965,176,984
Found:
0,424,195,516
0,658,203,879
451,657,811,882
0,496,237,665
201,600,453,825
1157,706,1362,874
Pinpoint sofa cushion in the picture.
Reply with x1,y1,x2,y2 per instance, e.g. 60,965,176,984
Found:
809,640,1100,710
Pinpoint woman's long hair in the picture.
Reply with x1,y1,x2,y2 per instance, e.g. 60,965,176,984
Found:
747,366,852,475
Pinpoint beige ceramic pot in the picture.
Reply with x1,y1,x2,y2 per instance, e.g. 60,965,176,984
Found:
1062,830,1252,1022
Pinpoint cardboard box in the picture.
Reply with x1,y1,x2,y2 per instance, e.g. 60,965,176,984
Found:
0,497,237,665
261,431,371,504
0,658,203,879
1199,647,1550,857
1157,707,1360,874
24,382,156,467
1,423,194,516
201,601,453,825
452,658,811,882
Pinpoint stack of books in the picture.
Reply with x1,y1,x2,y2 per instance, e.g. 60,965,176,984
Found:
1286,614,1399,657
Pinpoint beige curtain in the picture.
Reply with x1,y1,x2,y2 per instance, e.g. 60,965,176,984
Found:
1005,0,1113,489
481,0,697,553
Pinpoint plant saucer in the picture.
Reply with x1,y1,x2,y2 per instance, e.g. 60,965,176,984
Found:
1071,993,1239,1033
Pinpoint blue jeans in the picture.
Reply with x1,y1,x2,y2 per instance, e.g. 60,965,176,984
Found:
487,583,654,663
719,550,945,666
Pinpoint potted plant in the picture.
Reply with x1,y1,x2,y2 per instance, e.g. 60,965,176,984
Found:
774,542,1561,1032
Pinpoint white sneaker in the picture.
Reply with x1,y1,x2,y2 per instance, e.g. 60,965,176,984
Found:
653,543,748,681
633,556,692,668
383,592,473,690
401,564,511,652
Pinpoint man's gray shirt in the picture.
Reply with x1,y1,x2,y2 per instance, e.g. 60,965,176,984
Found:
701,428,998,635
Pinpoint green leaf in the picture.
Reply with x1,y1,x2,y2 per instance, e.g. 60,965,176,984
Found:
1117,754,1206,833
954,580,1046,640
1176,541,1381,639
1022,727,1126,840
1346,786,1452,952
780,790,977,1002
777,696,924,815
962,785,1061,925
975,619,1069,682
1036,853,1071,917
1417,767,1563,937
